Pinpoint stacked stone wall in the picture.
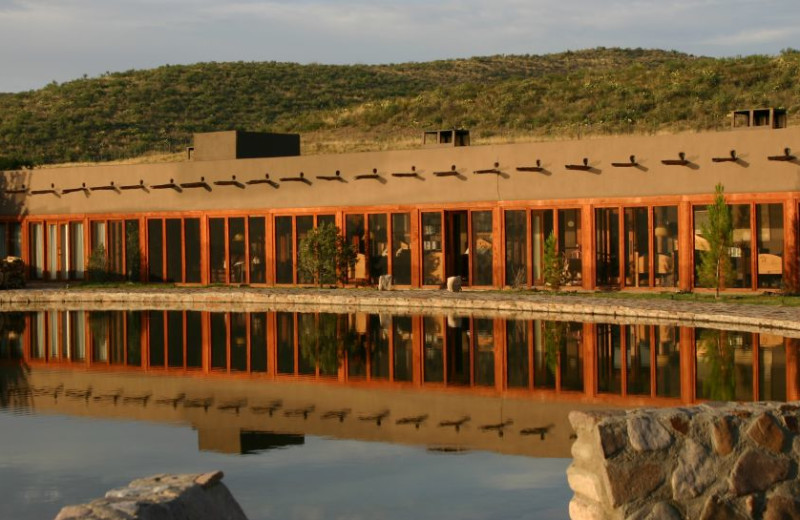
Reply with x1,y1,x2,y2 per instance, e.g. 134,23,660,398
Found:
568,402,800,519
54,471,248,520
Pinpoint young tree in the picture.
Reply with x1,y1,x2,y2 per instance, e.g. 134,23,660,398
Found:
298,223,357,287
698,183,735,298
542,232,566,290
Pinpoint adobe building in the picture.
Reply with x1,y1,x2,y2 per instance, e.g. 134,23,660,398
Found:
0,108,797,292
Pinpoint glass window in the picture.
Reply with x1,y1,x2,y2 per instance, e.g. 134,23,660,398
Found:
250,313,267,372
506,320,529,388
70,311,86,361
595,208,620,287
70,222,85,280
655,326,680,398
124,220,139,282
756,203,783,289
184,219,201,283
653,207,678,288
626,325,651,395
317,214,335,228
147,220,163,282
165,219,182,283
186,311,203,368
446,317,470,386
346,214,366,281
422,212,443,285
472,211,493,286
126,311,142,366
392,316,413,382
624,208,649,287
167,310,184,367
368,214,388,285
30,223,44,279
296,216,314,284
230,312,247,371
91,221,106,250
423,316,443,383
558,209,582,285
277,312,295,374
474,318,494,386
731,204,752,288
0,224,7,258
597,323,622,394
9,222,21,257
391,213,411,285
209,218,226,284
31,312,45,360
535,320,558,389
369,314,390,379
148,311,164,367
275,217,293,284
694,204,752,288
59,224,69,279
531,211,554,284
759,334,786,401
505,210,527,287
229,218,246,284
47,224,57,280
210,313,227,370
108,221,124,279
696,329,753,401
248,217,266,284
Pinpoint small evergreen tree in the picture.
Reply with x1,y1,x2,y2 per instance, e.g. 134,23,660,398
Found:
298,223,357,287
542,232,565,290
698,183,735,298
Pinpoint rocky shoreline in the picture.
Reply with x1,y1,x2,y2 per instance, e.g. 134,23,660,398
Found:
3,286,800,336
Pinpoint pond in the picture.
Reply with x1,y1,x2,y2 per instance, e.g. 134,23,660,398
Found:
1,309,797,519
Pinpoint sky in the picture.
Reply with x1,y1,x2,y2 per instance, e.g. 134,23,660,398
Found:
1,0,799,93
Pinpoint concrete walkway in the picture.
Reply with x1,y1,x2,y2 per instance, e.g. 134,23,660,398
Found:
2,286,800,336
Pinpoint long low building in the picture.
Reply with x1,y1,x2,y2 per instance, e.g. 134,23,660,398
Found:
1,108,797,292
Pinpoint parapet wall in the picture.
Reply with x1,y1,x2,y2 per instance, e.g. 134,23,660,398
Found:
567,402,800,520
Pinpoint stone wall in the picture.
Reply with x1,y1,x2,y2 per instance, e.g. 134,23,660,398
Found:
567,403,800,520
54,471,248,520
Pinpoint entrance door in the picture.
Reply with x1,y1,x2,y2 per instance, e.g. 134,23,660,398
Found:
595,208,621,287
445,211,469,284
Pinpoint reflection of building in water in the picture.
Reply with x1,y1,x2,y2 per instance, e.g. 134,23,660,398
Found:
2,308,799,457
6,310,799,404
199,429,304,455
4,109,800,293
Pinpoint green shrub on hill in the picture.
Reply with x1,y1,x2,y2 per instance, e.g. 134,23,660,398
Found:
0,48,798,165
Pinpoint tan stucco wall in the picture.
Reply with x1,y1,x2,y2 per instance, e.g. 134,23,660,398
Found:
5,126,800,218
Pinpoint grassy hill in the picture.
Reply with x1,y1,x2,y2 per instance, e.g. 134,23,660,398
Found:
1,47,799,165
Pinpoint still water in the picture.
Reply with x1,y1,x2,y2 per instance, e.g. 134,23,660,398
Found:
1,309,797,519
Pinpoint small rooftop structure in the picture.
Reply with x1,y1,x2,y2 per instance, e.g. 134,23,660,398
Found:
189,130,300,161
731,107,787,129
422,129,470,148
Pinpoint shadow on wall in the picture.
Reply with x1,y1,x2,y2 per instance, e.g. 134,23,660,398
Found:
0,169,29,219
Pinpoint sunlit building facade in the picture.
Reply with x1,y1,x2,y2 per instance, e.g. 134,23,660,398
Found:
1,108,797,292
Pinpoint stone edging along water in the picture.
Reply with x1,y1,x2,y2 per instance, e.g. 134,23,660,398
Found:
3,287,800,336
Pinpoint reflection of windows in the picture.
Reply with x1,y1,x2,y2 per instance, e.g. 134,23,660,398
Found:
504,210,527,287
422,213,443,285
471,211,493,286
391,213,411,285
